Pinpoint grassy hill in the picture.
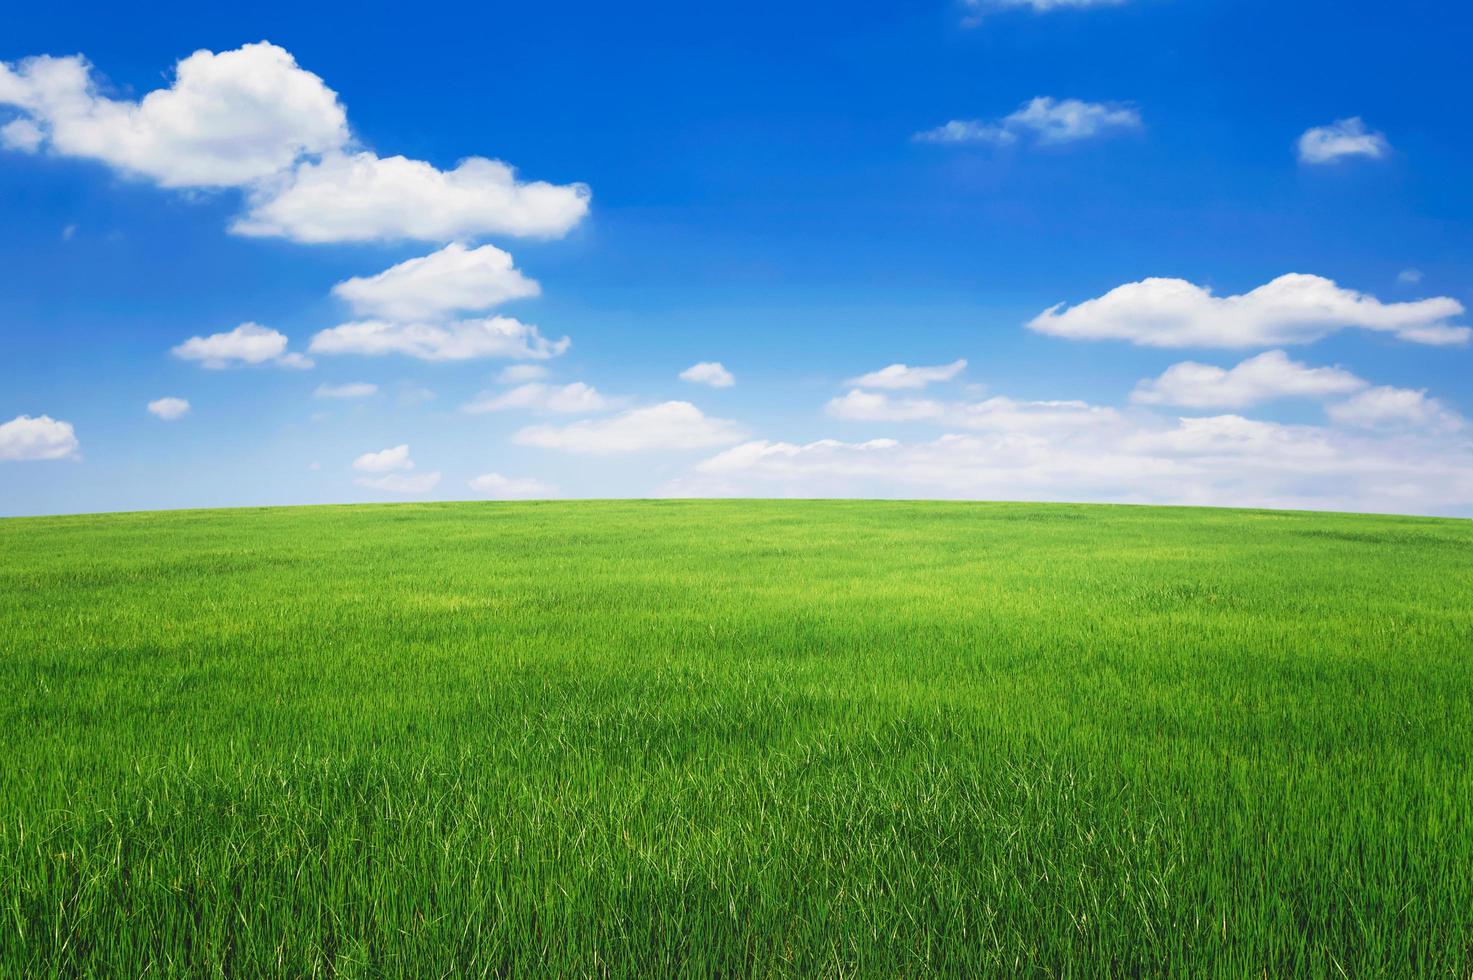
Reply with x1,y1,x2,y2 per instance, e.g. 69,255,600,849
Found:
2,500,1471,976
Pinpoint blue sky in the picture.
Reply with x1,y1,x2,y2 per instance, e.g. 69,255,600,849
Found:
3,0,1471,516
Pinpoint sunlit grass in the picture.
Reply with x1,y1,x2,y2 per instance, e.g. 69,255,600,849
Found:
2,500,1470,975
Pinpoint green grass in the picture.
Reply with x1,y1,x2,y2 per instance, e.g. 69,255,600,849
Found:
2,500,1471,977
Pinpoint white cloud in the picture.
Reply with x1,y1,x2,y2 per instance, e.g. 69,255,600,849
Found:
233,152,590,244
1297,118,1390,165
498,363,548,384
146,396,190,420
1327,386,1464,431
916,98,1140,146
679,361,735,388
352,443,412,473
515,401,745,454
309,316,569,362
827,389,1119,432
827,389,946,422
1398,268,1424,285
845,359,966,390
462,381,609,415
1131,350,1366,408
313,381,377,399
331,242,540,321
1030,274,1470,348
357,471,441,494
468,472,557,498
171,322,313,369
1,117,43,151
668,411,1473,516
0,414,79,461
1,44,590,245
0,43,347,187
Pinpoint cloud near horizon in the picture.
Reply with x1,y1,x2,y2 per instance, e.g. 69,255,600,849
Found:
1131,350,1366,408
1030,274,1470,348
515,401,745,454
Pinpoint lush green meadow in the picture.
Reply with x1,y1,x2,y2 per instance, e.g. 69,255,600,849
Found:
1,500,1471,977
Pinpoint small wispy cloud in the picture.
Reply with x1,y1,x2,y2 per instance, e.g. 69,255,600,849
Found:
916,98,1141,147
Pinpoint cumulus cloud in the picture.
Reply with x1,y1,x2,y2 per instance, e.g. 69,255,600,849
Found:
0,414,79,461
828,389,1119,432
309,316,568,362
1297,118,1390,165
171,322,313,369
233,152,590,244
679,361,736,388
462,381,609,415
1131,350,1366,408
845,359,966,390
916,98,1140,146
1,43,589,244
1029,274,1470,348
0,43,347,187
515,401,745,454
332,242,539,321
313,382,377,399
1327,386,1464,431
352,443,412,473
468,472,557,498
146,397,191,420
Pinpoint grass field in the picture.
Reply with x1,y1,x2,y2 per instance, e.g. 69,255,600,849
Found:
2,500,1471,977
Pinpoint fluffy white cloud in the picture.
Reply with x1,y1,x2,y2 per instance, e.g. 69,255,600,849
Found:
1327,386,1464,431
352,443,412,473
679,361,735,388
0,43,347,188
309,316,569,362
233,152,590,243
313,382,377,399
357,471,441,494
468,472,557,498
1297,118,1389,165
828,389,1119,431
916,98,1140,146
1030,274,1470,348
0,414,78,461
515,401,745,454
146,397,191,420
462,381,609,415
171,322,313,369
331,242,540,321
669,412,1473,516
1131,350,1366,408
1,44,590,245
845,359,966,390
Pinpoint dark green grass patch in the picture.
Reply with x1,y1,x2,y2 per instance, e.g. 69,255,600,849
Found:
2,500,1471,976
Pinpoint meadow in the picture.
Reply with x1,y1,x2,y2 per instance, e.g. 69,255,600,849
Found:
1,500,1471,977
